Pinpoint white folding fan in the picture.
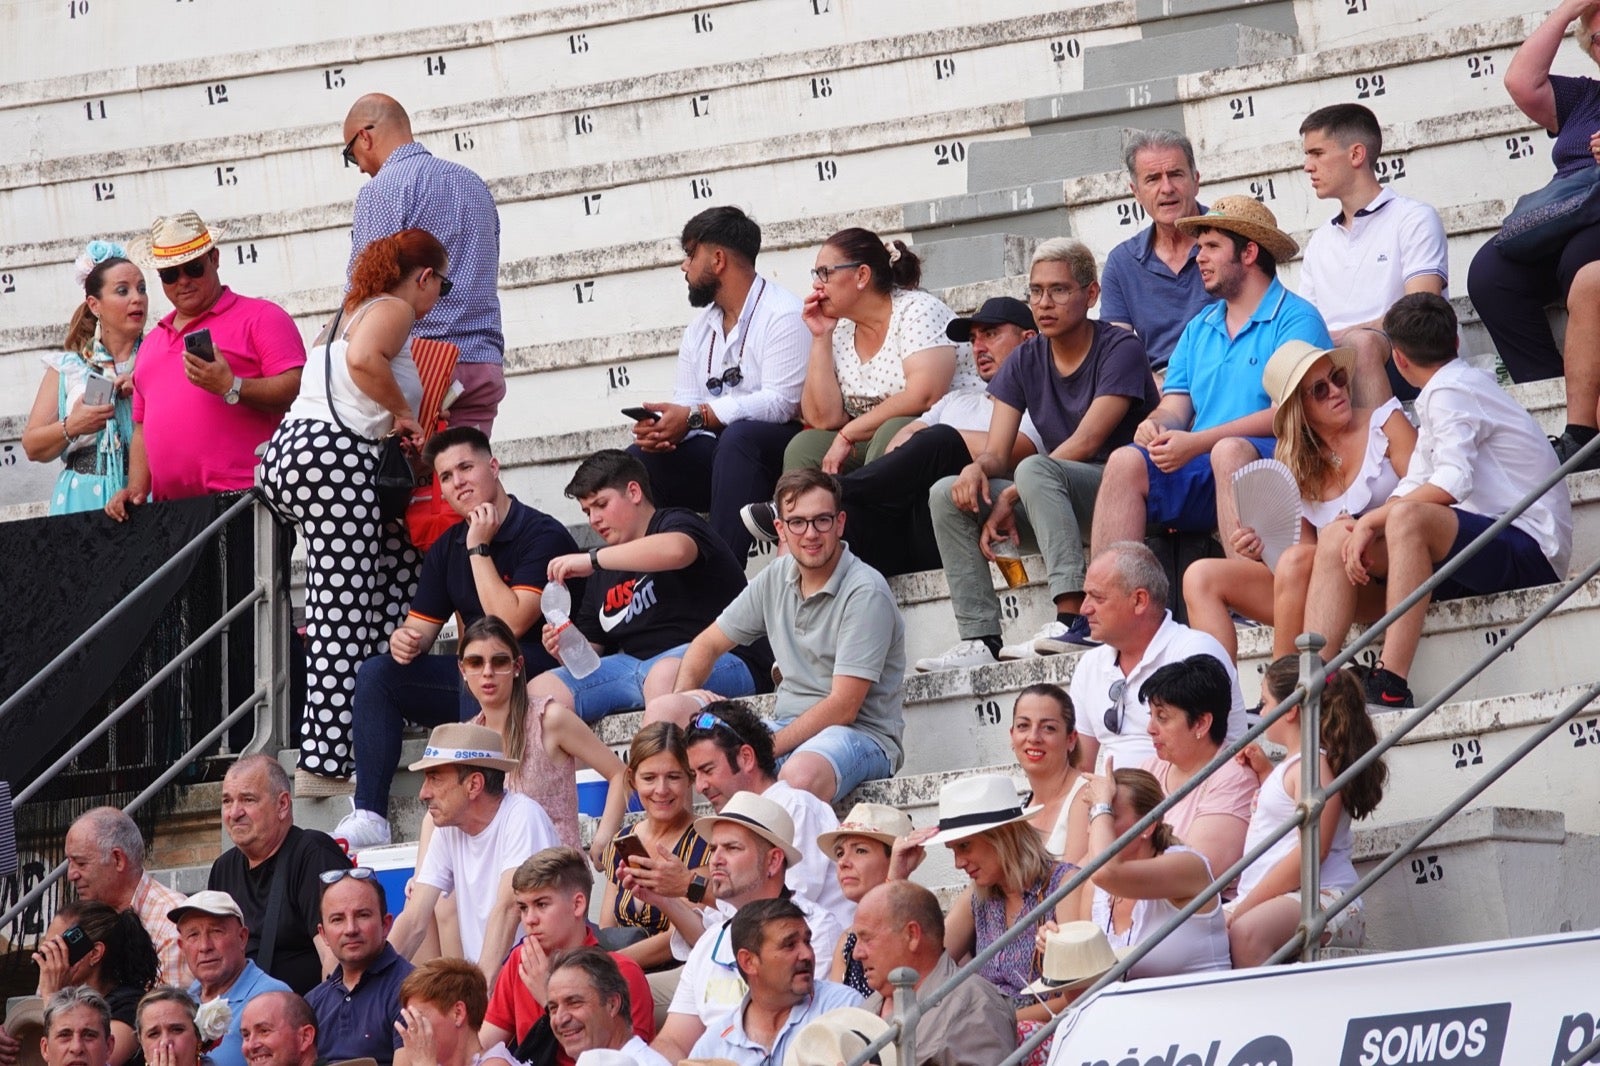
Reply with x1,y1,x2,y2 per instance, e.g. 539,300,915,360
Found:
1231,458,1302,570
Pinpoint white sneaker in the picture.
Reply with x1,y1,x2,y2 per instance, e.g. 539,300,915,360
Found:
333,802,392,850
999,620,1069,660
914,639,998,673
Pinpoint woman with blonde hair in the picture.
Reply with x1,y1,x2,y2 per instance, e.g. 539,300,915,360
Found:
136,987,209,1066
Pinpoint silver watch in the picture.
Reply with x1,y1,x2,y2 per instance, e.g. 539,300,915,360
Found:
223,377,242,405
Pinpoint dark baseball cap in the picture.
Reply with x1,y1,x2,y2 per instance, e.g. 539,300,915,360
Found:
946,296,1036,342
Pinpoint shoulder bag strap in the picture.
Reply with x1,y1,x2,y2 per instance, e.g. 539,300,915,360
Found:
255,831,296,977
322,306,378,443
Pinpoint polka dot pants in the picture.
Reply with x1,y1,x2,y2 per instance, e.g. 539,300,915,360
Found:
260,418,420,778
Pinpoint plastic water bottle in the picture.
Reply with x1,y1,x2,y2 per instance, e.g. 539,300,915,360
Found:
542,580,600,678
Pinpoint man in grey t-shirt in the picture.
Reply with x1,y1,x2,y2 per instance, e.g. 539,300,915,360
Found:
646,468,906,802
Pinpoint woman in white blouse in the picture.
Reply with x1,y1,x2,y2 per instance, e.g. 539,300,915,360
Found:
786,226,981,474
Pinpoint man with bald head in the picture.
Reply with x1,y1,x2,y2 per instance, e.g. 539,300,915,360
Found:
341,93,505,432
238,991,319,1066
65,806,190,985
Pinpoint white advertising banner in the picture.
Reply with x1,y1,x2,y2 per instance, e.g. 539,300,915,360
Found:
1045,929,1600,1066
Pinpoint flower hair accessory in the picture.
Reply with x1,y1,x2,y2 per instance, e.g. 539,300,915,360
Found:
72,240,127,291
195,998,232,1052
884,241,902,264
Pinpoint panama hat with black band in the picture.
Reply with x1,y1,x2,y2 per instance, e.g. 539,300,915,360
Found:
693,790,802,867
926,774,1041,846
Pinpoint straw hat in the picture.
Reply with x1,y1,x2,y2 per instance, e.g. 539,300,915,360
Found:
694,791,802,866
1175,195,1299,262
1263,340,1357,438
168,889,245,924
5,997,45,1066
782,1006,900,1066
1021,922,1124,996
817,803,914,855
407,723,520,773
126,211,226,269
926,774,1040,846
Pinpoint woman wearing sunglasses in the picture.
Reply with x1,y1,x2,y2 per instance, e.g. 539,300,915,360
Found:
258,228,442,794
784,226,981,474
1182,340,1415,660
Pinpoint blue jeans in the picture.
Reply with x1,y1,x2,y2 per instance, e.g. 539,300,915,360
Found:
552,643,757,724
772,722,893,801
352,653,477,815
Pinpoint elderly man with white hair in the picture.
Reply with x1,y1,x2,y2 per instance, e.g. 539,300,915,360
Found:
65,806,190,986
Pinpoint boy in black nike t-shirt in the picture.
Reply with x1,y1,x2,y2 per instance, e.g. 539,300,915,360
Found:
531,449,773,723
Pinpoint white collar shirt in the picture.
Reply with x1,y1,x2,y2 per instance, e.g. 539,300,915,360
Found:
1298,187,1448,332
672,275,810,426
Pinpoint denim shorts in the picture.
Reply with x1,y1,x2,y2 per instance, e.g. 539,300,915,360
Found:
553,643,756,724
771,720,892,801
1143,435,1275,530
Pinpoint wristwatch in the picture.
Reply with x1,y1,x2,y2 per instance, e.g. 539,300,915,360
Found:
588,547,601,570
469,544,493,558
686,406,706,431
686,875,708,904
223,376,242,405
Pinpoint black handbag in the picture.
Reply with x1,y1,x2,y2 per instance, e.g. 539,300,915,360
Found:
323,306,417,523
1493,165,1600,263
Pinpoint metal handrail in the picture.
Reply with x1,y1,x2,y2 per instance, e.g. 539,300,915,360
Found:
855,433,1600,1066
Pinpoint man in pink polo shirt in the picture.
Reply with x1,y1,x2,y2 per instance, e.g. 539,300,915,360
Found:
107,211,305,517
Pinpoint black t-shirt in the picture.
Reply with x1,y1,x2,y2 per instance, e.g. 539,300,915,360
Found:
207,825,352,995
106,984,145,1066
574,507,773,682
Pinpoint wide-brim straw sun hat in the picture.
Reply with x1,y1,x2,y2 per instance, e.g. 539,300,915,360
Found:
1263,339,1357,438
694,790,803,867
1020,921,1126,996
817,802,914,855
407,722,521,773
1175,194,1299,262
126,210,226,269
926,774,1041,846
782,1006,900,1066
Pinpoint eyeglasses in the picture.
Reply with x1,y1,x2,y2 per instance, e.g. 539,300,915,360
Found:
157,259,209,285
319,866,377,885
436,274,454,298
705,366,743,396
1304,365,1350,403
1026,284,1082,305
810,262,864,284
1103,679,1128,735
459,653,516,674
342,125,375,166
782,512,838,534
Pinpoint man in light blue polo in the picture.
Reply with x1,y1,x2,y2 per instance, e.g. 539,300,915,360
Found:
1098,130,1212,371
171,890,292,1066
1089,197,1332,557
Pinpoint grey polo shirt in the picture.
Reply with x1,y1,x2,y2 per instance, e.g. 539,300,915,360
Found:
716,547,906,771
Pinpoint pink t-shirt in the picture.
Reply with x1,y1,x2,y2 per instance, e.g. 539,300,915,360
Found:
132,288,306,499
1140,754,1258,841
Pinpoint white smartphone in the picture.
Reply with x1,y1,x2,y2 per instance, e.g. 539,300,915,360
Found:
83,373,115,407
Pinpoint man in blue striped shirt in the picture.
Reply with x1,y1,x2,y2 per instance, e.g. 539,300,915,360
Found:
343,94,505,432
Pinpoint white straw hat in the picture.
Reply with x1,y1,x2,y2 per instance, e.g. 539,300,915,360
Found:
1021,921,1124,996
817,802,914,855
694,791,802,866
926,774,1040,846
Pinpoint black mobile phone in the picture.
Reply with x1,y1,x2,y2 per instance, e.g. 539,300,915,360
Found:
62,925,94,966
621,407,660,423
184,329,216,362
613,834,650,866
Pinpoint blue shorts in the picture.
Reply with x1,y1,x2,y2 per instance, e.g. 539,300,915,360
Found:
771,720,892,801
554,644,756,724
1432,508,1559,601
1143,436,1276,531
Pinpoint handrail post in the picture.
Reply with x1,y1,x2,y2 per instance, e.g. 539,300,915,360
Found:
251,496,290,755
889,966,920,1066
1296,632,1327,964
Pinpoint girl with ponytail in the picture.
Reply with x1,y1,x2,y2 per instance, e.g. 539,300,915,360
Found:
37,899,161,1066
259,227,448,792
23,242,147,513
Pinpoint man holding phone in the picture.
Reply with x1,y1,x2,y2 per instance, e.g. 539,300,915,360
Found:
626,206,810,564
108,211,305,517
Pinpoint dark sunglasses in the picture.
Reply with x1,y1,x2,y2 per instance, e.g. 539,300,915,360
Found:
459,653,516,674
1304,365,1350,403
342,124,374,166
319,866,377,885
437,274,454,298
705,366,743,396
1103,679,1128,735
157,259,209,285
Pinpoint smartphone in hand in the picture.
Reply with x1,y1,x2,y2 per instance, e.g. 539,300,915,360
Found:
622,407,661,423
83,372,115,407
612,834,650,866
62,925,94,966
184,329,216,362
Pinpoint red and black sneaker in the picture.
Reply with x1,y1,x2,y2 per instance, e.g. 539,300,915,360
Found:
1362,665,1414,709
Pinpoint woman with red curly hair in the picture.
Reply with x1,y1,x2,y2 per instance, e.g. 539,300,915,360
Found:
259,228,449,792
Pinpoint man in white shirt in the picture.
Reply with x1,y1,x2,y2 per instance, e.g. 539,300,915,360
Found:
1297,103,1448,405
628,206,810,563
387,723,559,981
1071,542,1246,771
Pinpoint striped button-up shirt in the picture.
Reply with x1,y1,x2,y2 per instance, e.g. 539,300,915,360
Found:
131,872,192,987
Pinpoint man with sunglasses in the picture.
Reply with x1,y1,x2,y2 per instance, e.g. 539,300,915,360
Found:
341,94,504,432
626,206,810,564
107,211,305,519
307,868,412,1066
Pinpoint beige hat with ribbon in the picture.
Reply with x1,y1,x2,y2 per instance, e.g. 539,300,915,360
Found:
1021,921,1125,996
783,1006,900,1066
817,802,914,855
407,722,520,773
126,210,226,269
693,791,802,867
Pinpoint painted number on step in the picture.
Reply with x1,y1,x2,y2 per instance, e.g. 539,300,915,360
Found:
933,142,966,166
1128,84,1153,107
1049,39,1082,63
1345,0,1368,13
206,83,229,105
0,274,14,294
975,700,1002,726
92,180,115,202
691,94,710,118
574,280,596,304
582,193,602,216
1450,738,1483,769
747,539,774,560
690,176,714,199
215,165,237,187
236,243,258,265
1001,594,1020,621
1506,135,1535,161
425,55,447,76
693,11,713,33
67,0,88,18
1117,201,1148,226
84,99,107,120
606,366,630,390
1410,855,1443,884
574,113,594,135
1229,95,1255,120
568,33,589,54
815,159,838,182
1354,74,1386,99
1466,55,1495,79
933,57,956,81
453,131,475,153
1482,627,1514,650
1374,156,1407,184
324,68,346,90
811,77,833,99
810,0,830,13
1250,178,1277,202
1569,718,1600,748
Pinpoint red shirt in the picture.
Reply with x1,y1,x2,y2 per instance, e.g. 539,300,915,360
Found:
484,930,655,1064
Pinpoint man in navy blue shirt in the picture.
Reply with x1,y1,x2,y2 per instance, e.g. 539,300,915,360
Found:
306,871,412,1066
338,427,580,848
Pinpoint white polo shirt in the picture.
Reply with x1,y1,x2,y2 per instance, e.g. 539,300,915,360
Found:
1070,612,1247,771
666,895,846,1025
1298,188,1448,332
922,388,1045,453
671,275,810,425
